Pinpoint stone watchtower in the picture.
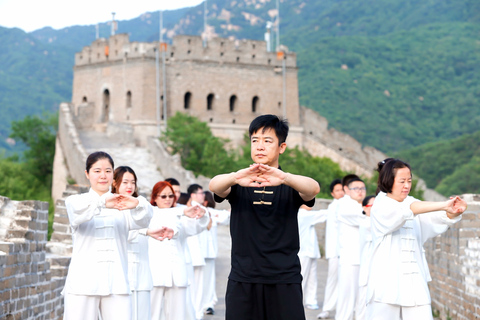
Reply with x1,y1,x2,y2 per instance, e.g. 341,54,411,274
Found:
72,33,303,147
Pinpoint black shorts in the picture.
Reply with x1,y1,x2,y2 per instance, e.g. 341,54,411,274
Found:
225,279,305,320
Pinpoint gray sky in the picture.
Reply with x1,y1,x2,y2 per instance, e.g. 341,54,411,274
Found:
0,0,204,32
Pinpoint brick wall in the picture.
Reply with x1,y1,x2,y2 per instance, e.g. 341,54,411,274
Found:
0,197,68,320
418,194,480,319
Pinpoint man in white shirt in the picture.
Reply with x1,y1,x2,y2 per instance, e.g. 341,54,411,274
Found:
317,179,345,319
335,177,366,320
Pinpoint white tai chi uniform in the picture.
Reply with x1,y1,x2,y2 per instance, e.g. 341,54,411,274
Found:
63,190,152,320
321,198,341,314
200,208,230,314
366,192,462,320
127,228,153,320
149,206,208,320
297,208,328,308
356,215,372,320
336,195,365,320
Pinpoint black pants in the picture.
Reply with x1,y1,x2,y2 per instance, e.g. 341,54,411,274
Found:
225,280,306,320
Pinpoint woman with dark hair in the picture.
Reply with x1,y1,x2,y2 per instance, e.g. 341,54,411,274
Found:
63,152,153,320
148,181,209,320
366,158,466,320
112,166,174,320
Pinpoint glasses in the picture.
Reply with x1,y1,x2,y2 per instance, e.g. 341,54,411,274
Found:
349,187,366,192
158,194,175,199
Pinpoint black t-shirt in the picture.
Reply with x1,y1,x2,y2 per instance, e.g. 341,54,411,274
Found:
215,183,315,284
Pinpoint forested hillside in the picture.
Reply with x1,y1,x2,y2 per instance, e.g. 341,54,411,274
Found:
0,0,478,193
396,130,480,197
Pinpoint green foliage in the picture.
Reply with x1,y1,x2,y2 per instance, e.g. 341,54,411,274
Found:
396,130,480,196
280,147,346,198
0,157,50,201
161,112,237,177
10,113,58,182
0,113,58,239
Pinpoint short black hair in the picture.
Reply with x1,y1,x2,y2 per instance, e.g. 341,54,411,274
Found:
347,177,364,187
249,114,288,145
187,183,203,195
376,158,411,194
329,179,342,193
341,174,360,187
165,178,180,186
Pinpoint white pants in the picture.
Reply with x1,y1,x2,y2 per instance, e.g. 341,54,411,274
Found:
356,285,367,320
201,258,218,311
151,285,187,320
131,290,150,320
366,301,433,320
299,255,318,306
335,264,359,320
322,256,338,312
193,266,205,319
63,293,131,320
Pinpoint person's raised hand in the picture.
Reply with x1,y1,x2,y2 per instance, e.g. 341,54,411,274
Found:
113,194,140,210
445,196,467,219
105,194,121,209
184,205,206,219
251,164,288,187
234,164,268,187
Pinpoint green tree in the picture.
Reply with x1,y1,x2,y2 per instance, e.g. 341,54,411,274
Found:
9,113,58,184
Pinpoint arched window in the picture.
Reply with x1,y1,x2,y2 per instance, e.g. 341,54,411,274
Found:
184,92,192,110
207,93,214,110
82,96,88,103
229,95,237,112
252,96,259,112
126,91,132,120
102,89,110,122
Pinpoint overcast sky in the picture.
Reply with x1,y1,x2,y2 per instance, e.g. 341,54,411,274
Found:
0,0,205,32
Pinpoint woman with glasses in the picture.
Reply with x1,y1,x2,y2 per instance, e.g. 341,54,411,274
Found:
148,181,209,320
336,177,367,320
366,158,466,320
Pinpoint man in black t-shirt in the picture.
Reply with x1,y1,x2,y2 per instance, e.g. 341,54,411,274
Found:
210,114,320,320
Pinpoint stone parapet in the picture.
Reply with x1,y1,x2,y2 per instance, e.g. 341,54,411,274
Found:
0,197,65,320
57,103,89,186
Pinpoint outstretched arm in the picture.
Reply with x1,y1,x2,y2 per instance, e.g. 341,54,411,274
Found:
410,196,467,219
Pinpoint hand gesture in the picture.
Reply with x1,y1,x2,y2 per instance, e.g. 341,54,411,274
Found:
445,196,467,219
105,194,121,209
105,194,139,210
148,227,175,241
254,164,288,187
184,205,206,219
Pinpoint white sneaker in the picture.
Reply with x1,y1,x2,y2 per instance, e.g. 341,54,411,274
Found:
306,303,320,310
317,311,330,319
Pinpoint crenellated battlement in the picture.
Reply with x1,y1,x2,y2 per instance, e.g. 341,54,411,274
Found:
75,34,296,68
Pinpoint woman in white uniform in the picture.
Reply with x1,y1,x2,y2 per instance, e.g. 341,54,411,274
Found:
367,158,467,320
112,166,175,320
148,181,209,320
63,152,153,320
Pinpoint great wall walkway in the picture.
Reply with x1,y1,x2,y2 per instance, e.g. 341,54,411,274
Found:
78,130,164,195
